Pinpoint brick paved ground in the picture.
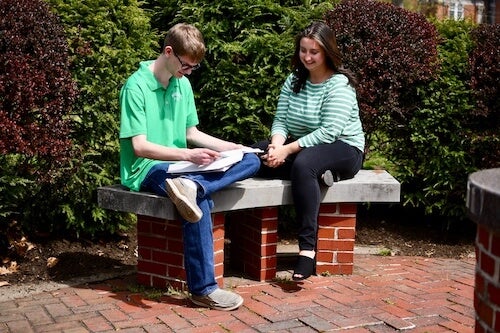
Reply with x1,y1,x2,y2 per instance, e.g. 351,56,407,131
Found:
0,254,476,333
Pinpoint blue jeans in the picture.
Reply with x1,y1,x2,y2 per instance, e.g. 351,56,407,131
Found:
140,153,260,296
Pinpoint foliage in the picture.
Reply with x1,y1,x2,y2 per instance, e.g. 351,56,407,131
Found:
385,19,478,220
468,24,499,170
146,0,335,144
0,0,77,229
324,0,439,146
3,0,497,237
36,0,158,236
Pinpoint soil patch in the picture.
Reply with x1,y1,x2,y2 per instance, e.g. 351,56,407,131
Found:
0,205,476,287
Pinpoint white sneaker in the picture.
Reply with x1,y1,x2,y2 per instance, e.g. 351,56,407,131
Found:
190,288,244,311
165,178,203,223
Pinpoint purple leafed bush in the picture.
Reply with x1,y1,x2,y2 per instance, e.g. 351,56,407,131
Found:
324,0,439,135
0,0,77,180
469,24,500,118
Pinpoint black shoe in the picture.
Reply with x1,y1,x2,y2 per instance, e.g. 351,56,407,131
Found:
292,255,316,281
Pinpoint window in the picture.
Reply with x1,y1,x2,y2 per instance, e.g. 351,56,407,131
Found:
448,1,464,19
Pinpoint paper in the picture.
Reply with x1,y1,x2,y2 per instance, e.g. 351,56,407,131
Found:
168,147,263,174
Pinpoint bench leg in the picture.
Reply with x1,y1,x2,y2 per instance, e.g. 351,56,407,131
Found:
135,214,225,291
316,203,357,275
226,207,279,281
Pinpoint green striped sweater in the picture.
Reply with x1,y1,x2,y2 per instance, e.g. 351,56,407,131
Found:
271,73,365,152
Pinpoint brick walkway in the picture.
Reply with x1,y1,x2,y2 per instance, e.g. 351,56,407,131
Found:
0,254,476,332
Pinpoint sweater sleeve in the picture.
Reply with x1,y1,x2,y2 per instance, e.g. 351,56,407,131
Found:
270,74,293,139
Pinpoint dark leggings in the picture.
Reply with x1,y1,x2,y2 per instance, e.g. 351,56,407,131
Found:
253,140,363,251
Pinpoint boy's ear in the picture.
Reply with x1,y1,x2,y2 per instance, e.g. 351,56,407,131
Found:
163,45,173,56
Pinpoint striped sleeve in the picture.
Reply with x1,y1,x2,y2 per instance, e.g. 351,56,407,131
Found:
299,75,358,147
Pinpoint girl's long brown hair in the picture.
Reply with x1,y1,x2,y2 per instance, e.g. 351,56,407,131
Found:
291,21,358,93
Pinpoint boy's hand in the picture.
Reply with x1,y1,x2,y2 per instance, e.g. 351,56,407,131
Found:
189,148,220,165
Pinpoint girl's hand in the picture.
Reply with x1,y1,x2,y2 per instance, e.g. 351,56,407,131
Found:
264,144,288,168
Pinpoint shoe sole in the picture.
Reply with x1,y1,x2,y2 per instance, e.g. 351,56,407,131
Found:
321,170,334,187
165,179,202,223
190,296,244,311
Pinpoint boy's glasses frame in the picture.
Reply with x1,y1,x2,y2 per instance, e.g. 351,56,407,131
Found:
174,52,201,71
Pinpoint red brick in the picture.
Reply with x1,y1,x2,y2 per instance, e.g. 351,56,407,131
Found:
338,228,356,239
337,252,354,263
494,309,500,332
317,239,355,251
474,272,485,296
475,293,494,328
213,226,224,241
319,203,339,214
82,316,114,331
151,221,166,235
152,251,183,266
212,212,225,225
491,232,500,256
214,262,224,280
157,313,194,330
166,265,186,280
317,227,335,239
477,225,490,249
136,272,151,286
319,216,356,226
480,250,495,278
487,282,500,306
137,235,167,250
100,308,129,323
166,239,183,253
317,251,334,263
137,219,152,233
138,247,151,261
261,231,278,244
137,260,167,277
339,203,357,214
260,255,277,270
249,207,279,219
317,263,353,275
261,244,277,257
214,239,224,253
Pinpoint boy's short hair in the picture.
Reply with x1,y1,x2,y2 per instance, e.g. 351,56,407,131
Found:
163,23,206,63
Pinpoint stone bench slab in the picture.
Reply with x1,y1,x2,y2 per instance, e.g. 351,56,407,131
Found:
97,170,400,220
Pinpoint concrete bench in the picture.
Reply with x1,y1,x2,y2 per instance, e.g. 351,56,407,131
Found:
97,169,400,290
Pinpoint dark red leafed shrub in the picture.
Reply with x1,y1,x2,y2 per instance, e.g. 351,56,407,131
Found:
0,0,77,180
468,23,500,170
469,24,500,118
324,0,439,135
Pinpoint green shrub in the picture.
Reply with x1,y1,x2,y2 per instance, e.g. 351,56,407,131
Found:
147,0,334,143
386,19,478,220
0,0,77,232
41,0,159,236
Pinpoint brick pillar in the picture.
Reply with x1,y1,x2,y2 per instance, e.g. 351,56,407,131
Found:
227,207,279,281
474,224,500,333
136,213,225,291
467,168,500,333
316,203,357,275
212,212,225,285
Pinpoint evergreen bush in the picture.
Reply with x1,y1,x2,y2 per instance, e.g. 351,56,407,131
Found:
147,0,334,143
29,0,158,236
384,19,479,221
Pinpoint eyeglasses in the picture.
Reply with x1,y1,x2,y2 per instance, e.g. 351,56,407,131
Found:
173,52,201,71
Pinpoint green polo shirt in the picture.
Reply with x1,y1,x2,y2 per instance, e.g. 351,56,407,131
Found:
119,60,199,191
